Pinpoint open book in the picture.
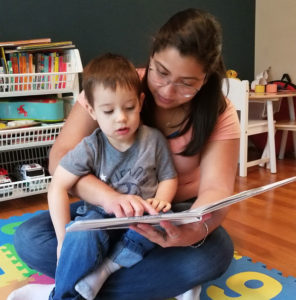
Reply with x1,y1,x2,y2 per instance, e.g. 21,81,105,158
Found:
66,176,296,232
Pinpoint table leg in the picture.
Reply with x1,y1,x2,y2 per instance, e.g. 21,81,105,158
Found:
287,97,296,158
266,100,277,173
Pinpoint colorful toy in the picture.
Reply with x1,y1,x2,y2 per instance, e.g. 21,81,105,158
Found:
226,69,239,79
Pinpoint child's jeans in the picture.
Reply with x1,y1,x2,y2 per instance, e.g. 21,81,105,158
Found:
49,206,155,300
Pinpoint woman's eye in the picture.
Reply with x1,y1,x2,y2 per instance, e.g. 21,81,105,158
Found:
104,110,113,114
157,69,168,77
126,106,135,111
182,82,193,87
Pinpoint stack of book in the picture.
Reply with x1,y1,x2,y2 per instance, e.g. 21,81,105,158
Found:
0,38,76,92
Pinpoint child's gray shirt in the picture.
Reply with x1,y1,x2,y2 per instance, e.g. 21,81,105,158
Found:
60,125,176,200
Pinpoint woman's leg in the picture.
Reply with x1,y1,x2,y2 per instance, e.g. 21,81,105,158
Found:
97,226,234,300
13,201,84,278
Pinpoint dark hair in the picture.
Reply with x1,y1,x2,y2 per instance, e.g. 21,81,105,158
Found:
141,8,227,156
83,53,142,107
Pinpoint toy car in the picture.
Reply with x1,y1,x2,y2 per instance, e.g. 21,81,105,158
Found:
18,163,46,191
0,167,13,198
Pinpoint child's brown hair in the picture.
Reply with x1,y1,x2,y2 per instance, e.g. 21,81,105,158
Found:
83,53,142,107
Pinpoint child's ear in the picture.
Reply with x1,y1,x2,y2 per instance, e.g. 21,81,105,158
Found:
139,92,145,109
85,103,97,121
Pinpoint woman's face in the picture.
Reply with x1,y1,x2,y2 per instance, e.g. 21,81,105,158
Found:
147,47,207,110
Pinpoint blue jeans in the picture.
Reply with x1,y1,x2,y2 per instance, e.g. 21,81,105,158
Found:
49,207,155,299
14,200,234,300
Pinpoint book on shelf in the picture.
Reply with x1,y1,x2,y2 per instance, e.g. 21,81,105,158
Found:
0,38,51,47
0,43,74,92
66,176,296,232
16,41,74,51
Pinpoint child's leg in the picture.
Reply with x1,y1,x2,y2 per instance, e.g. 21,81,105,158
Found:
51,210,110,300
75,229,155,300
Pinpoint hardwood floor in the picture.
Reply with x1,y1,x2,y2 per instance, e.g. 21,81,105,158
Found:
0,158,295,277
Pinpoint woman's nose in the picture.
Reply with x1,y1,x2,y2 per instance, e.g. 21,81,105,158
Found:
160,83,176,98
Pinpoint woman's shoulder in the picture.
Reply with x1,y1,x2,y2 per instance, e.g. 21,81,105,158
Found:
209,99,240,141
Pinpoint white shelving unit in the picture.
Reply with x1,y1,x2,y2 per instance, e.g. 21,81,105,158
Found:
0,48,83,202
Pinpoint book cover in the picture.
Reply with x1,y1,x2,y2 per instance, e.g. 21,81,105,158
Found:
11,53,19,91
0,38,51,47
0,47,8,73
16,41,73,51
66,176,296,231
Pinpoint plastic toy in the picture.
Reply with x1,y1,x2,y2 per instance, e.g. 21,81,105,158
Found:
226,69,239,79
0,167,13,197
251,67,271,91
0,98,64,122
17,163,46,191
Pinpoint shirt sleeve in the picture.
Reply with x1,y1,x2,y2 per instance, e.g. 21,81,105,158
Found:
59,134,97,176
209,99,240,141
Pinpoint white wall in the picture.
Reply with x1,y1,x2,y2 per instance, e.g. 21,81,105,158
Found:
255,0,296,82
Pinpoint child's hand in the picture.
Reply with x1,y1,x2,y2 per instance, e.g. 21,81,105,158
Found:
103,194,157,218
146,198,171,213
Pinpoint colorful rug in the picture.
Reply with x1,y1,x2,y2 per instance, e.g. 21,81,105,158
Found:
1,212,296,300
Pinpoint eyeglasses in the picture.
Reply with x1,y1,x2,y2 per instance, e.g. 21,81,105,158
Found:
148,66,205,98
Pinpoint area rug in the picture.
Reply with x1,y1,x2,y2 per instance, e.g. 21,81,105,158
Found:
1,212,296,300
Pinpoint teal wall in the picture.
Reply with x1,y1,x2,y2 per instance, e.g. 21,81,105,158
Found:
0,0,255,80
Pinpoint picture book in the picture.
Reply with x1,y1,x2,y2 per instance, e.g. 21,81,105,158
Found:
66,176,296,232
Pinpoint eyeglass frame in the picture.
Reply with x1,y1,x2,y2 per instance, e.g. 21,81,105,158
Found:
148,62,207,98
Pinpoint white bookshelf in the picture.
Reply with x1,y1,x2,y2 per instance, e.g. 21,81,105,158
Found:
0,48,82,201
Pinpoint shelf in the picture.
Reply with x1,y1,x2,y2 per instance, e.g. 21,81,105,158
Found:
0,49,82,98
0,176,51,202
0,72,78,97
0,123,64,151
0,48,82,201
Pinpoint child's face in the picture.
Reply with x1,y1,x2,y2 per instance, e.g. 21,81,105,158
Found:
87,84,143,151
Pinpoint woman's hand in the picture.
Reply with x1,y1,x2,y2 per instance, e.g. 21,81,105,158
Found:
130,216,210,248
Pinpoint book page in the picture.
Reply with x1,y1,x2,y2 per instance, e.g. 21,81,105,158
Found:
66,176,296,232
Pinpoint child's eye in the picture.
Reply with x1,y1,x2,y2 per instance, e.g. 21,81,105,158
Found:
104,110,113,114
126,106,135,111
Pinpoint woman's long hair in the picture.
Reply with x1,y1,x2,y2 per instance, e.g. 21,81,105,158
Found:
141,8,227,156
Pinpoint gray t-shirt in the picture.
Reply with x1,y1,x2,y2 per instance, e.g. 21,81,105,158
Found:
60,125,176,200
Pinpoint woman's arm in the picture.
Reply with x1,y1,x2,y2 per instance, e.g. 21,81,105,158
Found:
48,101,98,174
131,138,239,247
48,101,124,205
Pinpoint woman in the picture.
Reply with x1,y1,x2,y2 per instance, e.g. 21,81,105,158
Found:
12,8,240,300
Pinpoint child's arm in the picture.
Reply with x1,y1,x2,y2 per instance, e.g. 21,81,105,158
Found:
48,165,80,258
147,177,178,212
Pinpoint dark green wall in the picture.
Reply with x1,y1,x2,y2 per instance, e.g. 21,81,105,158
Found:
0,0,255,80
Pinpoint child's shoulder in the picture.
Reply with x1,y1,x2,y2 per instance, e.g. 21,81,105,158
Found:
140,124,164,138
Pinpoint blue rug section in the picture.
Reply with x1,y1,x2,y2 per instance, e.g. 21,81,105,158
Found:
201,253,296,300
0,211,45,245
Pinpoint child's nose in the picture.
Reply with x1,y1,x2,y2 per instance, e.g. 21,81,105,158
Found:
116,110,127,122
